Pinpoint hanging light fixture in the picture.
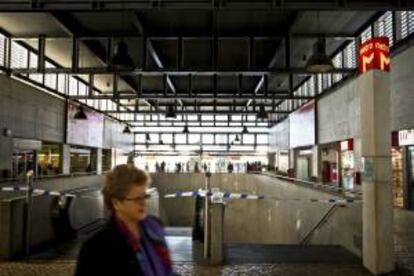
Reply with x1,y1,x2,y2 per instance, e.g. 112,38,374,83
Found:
242,126,249,134
257,105,269,120
74,106,87,120
111,41,135,71
306,38,334,73
235,135,240,142
122,125,131,134
146,133,151,141
306,12,334,73
183,125,189,134
165,105,177,119
160,139,164,145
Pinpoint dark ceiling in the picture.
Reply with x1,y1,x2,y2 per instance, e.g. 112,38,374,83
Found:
0,4,380,124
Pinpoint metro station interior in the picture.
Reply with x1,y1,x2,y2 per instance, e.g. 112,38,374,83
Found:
1,1,414,275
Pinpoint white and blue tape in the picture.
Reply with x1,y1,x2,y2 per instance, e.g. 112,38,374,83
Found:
164,190,359,204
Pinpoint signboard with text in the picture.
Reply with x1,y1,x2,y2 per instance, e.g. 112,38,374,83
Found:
358,37,390,74
399,129,414,146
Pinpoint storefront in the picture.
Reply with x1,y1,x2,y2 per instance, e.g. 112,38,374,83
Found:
38,142,62,176
397,129,414,209
295,147,313,181
320,142,340,186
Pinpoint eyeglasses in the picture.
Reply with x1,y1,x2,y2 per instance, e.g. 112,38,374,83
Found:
123,194,151,204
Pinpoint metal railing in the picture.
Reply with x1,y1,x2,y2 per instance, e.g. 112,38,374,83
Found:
258,171,362,198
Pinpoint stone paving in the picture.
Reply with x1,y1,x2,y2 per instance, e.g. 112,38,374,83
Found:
0,261,376,276
0,208,413,276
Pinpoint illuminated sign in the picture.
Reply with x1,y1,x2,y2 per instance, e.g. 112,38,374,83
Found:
358,37,390,74
399,129,414,146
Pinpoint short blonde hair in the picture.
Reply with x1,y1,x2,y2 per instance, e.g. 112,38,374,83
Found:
102,164,150,212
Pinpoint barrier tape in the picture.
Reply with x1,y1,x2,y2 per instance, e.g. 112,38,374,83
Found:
164,190,360,204
1,186,157,200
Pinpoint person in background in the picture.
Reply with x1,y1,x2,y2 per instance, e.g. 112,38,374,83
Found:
75,165,173,276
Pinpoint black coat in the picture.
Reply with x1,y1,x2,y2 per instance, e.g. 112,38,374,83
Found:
75,217,144,276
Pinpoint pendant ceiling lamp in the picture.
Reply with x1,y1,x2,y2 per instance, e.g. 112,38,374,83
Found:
165,105,177,119
122,125,131,134
306,11,334,73
257,105,269,120
74,106,87,120
111,41,135,71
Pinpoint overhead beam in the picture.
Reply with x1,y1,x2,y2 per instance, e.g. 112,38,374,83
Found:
11,34,356,41
105,110,290,115
132,12,184,107
10,67,356,76
0,1,411,11
69,94,311,101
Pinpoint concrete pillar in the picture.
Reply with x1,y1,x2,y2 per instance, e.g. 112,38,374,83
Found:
61,144,70,175
96,148,102,175
267,152,276,171
209,203,225,265
0,135,13,178
359,70,394,274
311,145,320,180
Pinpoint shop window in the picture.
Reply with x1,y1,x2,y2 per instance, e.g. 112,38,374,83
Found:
70,147,97,173
102,149,112,172
38,143,62,176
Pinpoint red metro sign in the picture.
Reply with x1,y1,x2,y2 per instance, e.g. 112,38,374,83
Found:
358,37,390,74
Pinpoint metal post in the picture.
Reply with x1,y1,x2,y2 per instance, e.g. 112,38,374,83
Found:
203,171,212,259
24,170,34,257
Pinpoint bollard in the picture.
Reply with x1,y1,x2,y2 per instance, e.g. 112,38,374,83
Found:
23,170,34,257
192,194,204,241
209,202,225,265
203,171,212,259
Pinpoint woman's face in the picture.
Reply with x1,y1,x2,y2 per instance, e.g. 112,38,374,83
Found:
113,184,148,222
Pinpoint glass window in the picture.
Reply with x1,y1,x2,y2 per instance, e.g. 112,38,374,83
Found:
360,26,373,44
344,41,356,68
0,34,5,66
189,134,200,144
216,134,227,144
11,42,28,68
243,134,254,144
375,11,394,46
400,11,414,39
257,134,268,144
175,134,186,144
202,134,214,144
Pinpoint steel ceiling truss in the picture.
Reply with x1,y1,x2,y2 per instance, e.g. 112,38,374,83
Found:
0,0,411,11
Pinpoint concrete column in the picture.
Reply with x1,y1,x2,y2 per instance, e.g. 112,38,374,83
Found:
359,70,394,274
267,152,276,171
209,203,225,265
61,144,70,175
96,148,102,175
0,135,13,178
311,145,320,180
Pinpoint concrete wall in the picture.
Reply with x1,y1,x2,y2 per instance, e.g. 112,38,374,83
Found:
103,117,134,151
390,45,414,131
274,43,414,150
318,80,360,144
151,173,362,257
0,75,65,143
